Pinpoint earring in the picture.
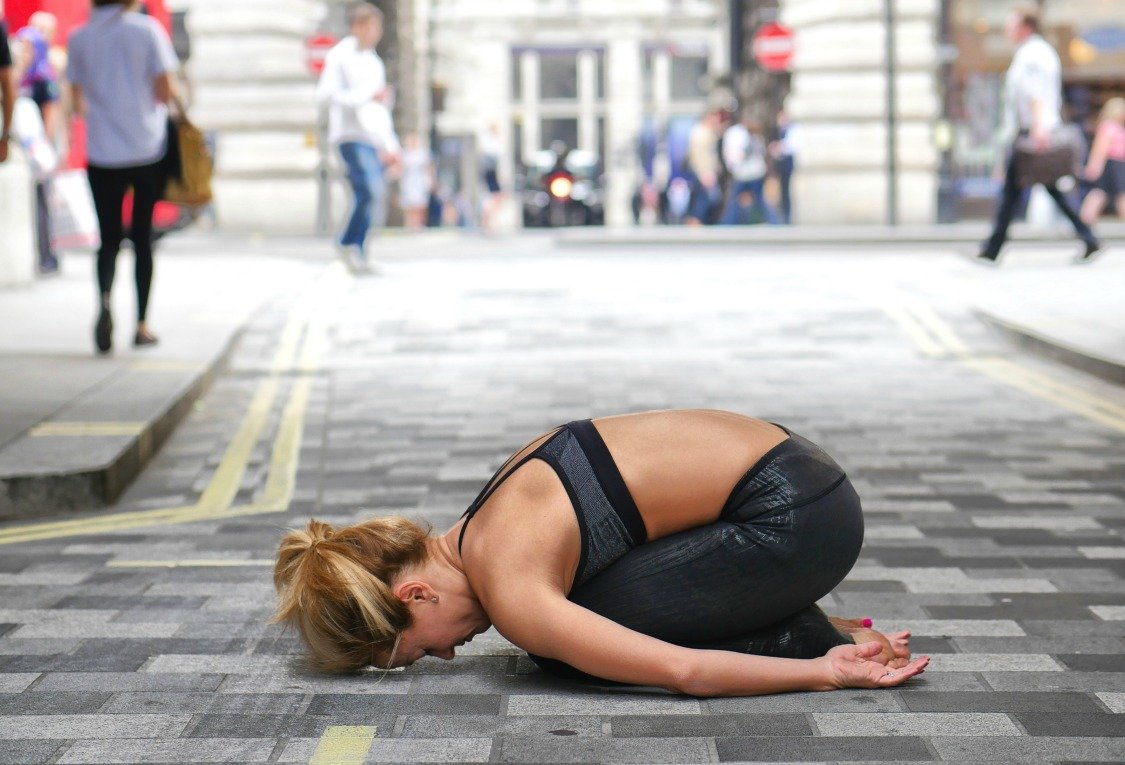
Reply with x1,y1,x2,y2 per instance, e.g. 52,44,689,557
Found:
430,597,438,603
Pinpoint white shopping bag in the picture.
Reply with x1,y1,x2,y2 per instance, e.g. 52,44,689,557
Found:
49,169,100,250
13,98,58,180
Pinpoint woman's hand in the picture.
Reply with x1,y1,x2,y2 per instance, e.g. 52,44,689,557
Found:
819,641,929,690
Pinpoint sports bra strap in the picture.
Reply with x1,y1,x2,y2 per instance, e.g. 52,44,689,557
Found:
457,425,565,553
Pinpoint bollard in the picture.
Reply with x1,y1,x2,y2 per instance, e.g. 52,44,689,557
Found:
0,151,36,286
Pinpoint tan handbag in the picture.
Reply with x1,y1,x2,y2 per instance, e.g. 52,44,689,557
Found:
164,118,213,206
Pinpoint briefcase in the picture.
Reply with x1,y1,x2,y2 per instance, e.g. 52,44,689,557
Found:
1014,126,1082,188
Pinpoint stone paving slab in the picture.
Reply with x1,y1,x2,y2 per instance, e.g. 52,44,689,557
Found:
0,241,1122,763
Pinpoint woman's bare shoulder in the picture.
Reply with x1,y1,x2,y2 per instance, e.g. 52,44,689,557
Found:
459,460,582,595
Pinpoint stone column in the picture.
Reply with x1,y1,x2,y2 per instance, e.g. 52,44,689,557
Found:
180,0,326,234
605,34,643,228
577,50,598,154
781,0,940,224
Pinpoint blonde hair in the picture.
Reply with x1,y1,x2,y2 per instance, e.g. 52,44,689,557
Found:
1100,97,1125,125
271,516,430,673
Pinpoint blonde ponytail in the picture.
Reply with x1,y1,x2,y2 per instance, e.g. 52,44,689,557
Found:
271,516,430,673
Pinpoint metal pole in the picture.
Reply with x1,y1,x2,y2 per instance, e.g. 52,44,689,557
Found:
884,0,898,226
315,104,331,236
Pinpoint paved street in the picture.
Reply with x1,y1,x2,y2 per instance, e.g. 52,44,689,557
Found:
0,234,1123,763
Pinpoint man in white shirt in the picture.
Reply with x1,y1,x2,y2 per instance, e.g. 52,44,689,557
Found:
719,111,777,226
976,5,1100,265
317,3,399,273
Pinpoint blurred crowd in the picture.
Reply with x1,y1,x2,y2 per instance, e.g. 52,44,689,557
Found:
633,105,799,227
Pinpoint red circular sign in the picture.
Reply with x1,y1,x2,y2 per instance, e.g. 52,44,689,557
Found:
305,35,337,77
752,22,795,72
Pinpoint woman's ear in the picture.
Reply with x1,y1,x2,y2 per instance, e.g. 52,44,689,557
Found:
393,580,434,603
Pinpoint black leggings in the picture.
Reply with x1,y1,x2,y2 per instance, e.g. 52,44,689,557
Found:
531,443,865,681
87,160,166,322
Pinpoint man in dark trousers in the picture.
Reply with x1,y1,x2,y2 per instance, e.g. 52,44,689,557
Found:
975,4,1101,265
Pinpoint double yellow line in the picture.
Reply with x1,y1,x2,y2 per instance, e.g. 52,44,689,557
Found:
882,299,1125,433
0,264,349,546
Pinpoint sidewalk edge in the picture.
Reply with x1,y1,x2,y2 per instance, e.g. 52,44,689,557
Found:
974,309,1125,386
0,330,244,522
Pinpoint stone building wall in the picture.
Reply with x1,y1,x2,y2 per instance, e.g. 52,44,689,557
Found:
781,0,941,224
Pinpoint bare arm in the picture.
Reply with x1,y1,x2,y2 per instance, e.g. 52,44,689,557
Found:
1084,123,1110,181
0,66,14,162
70,82,85,117
489,585,928,697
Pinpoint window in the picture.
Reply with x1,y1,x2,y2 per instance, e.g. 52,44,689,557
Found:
540,51,579,100
670,55,709,100
541,118,579,151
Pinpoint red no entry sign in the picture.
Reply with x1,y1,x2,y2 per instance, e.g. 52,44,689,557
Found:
752,22,794,72
305,34,337,77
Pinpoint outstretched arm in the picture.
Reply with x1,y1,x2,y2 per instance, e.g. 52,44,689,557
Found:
488,587,928,697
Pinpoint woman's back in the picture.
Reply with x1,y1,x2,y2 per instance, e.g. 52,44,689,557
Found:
66,6,177,166
595,410,786,537
458,410,789,590
1100,119,1125,162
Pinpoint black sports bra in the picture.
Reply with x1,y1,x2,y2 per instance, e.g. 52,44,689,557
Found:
457,420,647,588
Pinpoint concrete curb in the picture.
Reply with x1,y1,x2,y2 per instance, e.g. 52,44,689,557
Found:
555,222,1125,248
975,309,1125,386
0,330,243,522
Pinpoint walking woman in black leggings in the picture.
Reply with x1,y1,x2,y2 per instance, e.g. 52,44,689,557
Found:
273,410,928,696
67,1,179,353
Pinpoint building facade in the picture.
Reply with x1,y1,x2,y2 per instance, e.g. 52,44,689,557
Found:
425,0,729,227
742,0,1124,224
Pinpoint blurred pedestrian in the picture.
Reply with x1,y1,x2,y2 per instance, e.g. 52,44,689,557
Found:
0,14,14,165
769,109,797,224
1079,97,1125,226
974,5,1101,266
68,0,180,353
684,109,724,226
15,12,59,144
398,132,433,230
10,33,59,274
318,3,397,274
479,121,503,232
720,111,777,226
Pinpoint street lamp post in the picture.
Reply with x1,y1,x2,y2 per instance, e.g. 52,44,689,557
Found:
884,0,898,226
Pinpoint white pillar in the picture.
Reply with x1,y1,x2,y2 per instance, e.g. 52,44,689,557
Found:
520,50,540,162
577,49,598,154
0,156,36,286
781,0,941,224
180,0,325,234
605,36,643,227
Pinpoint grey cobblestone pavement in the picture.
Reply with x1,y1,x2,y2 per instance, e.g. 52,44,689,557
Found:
0,236,1123,763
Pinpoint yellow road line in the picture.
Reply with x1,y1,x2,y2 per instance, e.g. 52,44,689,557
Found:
0,265,346,546
879,301,947,357
194,377,281,514
310,726,377,765
882,298,1125,435
907,303,972,356
29,422,146,437
106,559,274,568
968,357,1125,433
